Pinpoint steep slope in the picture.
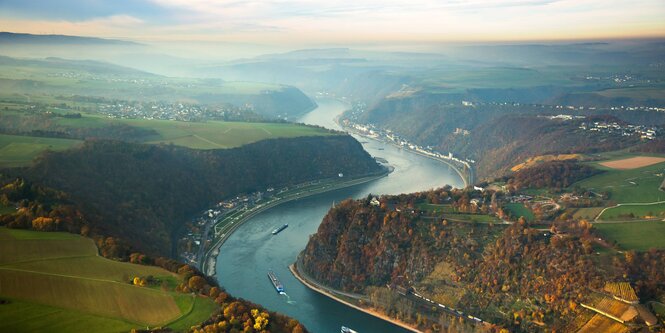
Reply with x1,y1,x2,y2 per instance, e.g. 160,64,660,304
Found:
17,135,383,256
300,189,665,331
355,94,662,179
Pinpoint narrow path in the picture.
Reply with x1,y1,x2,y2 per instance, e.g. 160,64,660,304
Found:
594,200,665,222
0,267,164,292
0,254,95,266
261,127,273,135
192,134,224,148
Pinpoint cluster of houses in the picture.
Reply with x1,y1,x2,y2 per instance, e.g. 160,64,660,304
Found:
178,186,282,265
578,121,658,140
97,101,250,122
545,114,587,121
581,73,656,86
179,179,335,266
342,117,475,168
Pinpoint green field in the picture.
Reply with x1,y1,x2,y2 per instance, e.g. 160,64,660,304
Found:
0,56,329,167
572,207,604,220
0,60,286,102
0,134,82,168
0,115,334,168
572,158,665,220
594,221,665,251
574,161,665,203
0,227,216,332
417,203,501,224
0,298,138,333
50,113,334,149
167,295,220,331
417,203,456,213
504,203,535,222
444,213,501,224
599,202,665,220
131,119,332,149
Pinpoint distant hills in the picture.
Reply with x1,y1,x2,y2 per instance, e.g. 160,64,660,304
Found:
0,31,140,45
0,54,316,119
0,54,154,76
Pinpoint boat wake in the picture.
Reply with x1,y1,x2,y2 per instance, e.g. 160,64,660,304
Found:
281,292,297,304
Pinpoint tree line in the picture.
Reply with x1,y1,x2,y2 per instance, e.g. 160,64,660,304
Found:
300,187,665,332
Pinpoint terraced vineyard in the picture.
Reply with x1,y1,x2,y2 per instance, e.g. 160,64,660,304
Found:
0,228,216,332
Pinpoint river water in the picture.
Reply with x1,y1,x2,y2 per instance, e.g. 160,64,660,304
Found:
216,98,463,333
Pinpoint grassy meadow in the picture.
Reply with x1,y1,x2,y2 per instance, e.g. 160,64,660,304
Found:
572,207,604,220
132,118,333,149
0,227,216,332
504,203,535,222
0,134,82,168
599,202,665,220
575,160,665,204
0,59,286,103
417,203,457,213
0,298,138,333
417,203,501,223
39,111,333,149
0,111,334,168
594,221,665,251
445,213,501,224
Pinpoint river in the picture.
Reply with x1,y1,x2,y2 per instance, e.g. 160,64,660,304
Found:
216,98,464,333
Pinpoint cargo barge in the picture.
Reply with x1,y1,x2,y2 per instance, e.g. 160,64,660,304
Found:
272,223,288,235
268,270,285,293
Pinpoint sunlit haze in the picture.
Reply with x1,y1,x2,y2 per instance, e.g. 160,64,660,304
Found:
1,0,664,45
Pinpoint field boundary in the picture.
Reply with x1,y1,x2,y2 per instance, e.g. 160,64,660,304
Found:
163,294,197,328
0,266,177,296
594,201,665,222
599,156,665,170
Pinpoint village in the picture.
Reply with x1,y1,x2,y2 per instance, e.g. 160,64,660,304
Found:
177,185,283,266
96,100,253,122
177,172,389,271
578,120,659,140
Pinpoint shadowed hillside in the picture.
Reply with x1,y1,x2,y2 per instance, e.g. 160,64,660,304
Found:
16,135,383,256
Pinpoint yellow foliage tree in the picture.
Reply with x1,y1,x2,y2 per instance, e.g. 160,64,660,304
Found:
31,216,55,231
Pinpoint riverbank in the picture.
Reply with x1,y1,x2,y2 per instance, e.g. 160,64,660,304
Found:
335,118,472,187
290,261,423,333
201,171,390,276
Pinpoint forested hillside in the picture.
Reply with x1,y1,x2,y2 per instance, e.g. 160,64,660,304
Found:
301,188,665,331
503,160,602,190
3,135,383,256
0,180,309,333
354,94,663,178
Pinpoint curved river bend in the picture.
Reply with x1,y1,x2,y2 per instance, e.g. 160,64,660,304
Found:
216,99,464,333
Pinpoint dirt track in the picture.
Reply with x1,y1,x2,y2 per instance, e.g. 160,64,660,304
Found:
600,156,665,169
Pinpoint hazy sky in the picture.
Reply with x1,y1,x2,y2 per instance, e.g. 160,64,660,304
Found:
1,0,664,44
